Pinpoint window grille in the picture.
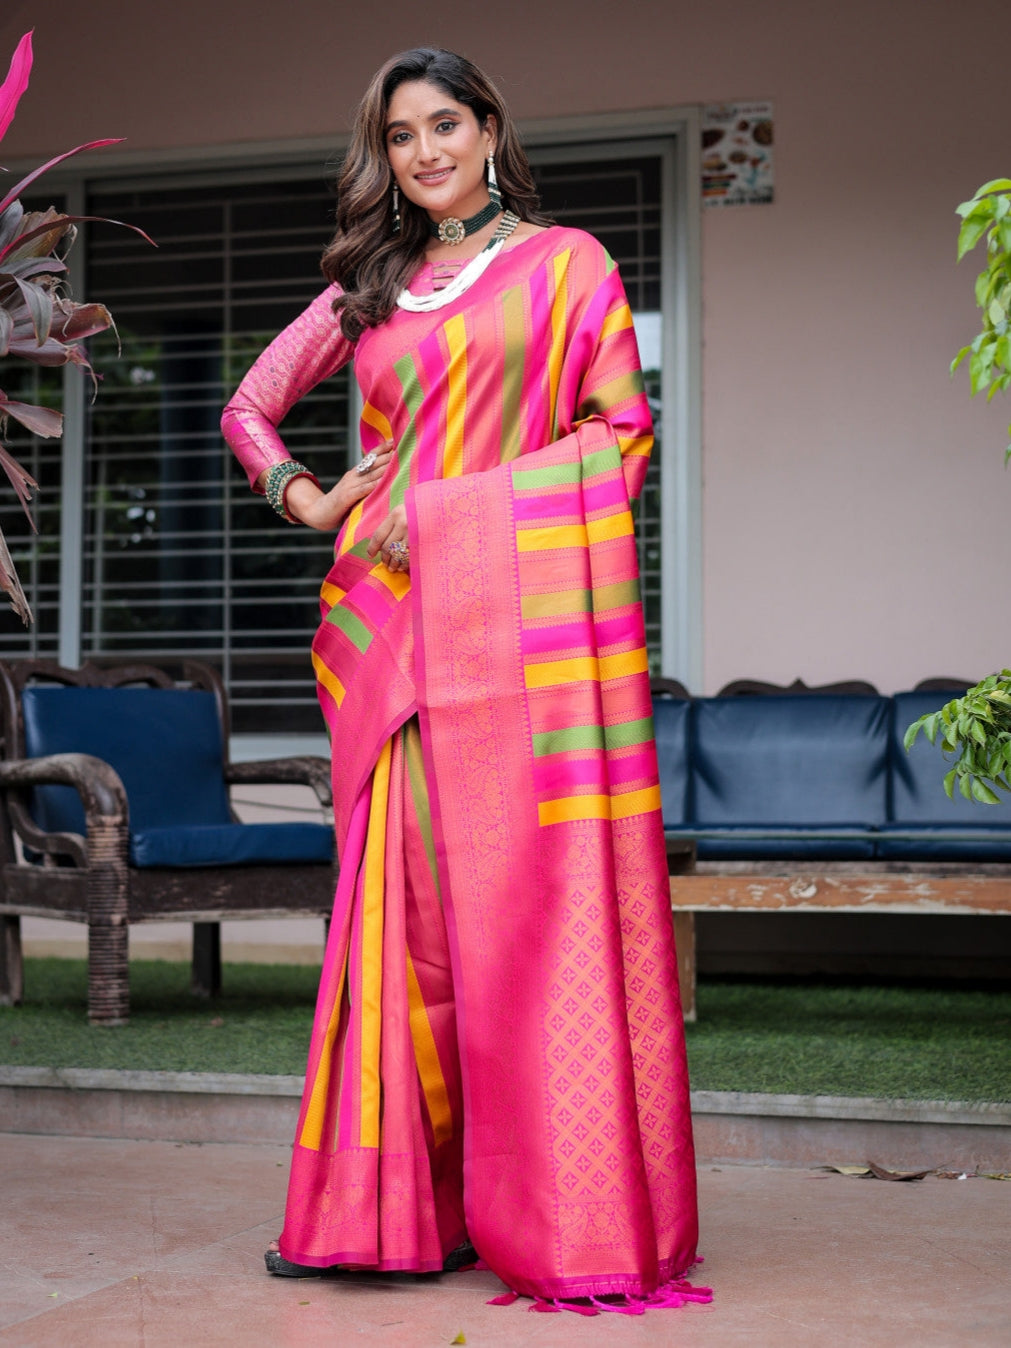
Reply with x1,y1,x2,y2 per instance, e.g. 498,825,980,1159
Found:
0,149,668,728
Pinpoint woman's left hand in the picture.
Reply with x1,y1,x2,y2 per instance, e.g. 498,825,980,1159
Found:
367,505,410,573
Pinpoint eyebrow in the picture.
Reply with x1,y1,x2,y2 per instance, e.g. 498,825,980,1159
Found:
385,108,460,133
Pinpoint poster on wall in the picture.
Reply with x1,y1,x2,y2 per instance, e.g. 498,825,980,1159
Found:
702,102,774,207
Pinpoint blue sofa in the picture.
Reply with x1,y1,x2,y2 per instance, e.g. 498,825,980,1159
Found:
654,685,1011,1018
654,689,1011,860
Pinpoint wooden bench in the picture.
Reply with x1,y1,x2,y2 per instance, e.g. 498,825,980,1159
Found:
669,852,1011,1019
654,680,1011,1019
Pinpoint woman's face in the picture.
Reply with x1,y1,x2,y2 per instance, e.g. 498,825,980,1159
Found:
385,79,496,224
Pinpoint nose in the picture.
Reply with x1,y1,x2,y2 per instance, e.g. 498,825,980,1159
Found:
415,131,440,163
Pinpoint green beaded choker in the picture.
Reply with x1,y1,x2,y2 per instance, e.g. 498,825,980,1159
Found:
428,199,502,246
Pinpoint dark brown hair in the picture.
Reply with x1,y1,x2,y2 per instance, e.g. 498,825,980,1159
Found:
322,48,552,340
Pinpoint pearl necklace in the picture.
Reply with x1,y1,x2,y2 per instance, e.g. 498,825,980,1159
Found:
396,212,521,313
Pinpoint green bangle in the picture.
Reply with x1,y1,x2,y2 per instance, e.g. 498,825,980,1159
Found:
264,460,321,522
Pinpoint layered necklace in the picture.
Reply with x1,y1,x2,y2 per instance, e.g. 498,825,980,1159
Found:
428,198,501,246
397,211,521,313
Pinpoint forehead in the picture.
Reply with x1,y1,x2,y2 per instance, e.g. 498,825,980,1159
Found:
386,79,472,127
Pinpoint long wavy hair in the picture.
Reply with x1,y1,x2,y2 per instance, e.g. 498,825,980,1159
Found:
323,48,552,340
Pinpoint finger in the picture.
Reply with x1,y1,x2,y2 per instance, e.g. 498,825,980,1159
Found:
368,520,394,558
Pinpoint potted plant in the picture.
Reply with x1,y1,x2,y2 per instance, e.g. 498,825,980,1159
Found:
0,30,148,623
904,179,1011,802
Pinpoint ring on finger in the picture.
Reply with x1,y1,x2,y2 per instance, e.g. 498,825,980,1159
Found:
388,540,409,559
356,451,377,476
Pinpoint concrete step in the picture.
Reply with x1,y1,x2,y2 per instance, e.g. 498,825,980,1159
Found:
2,1065,1008,1170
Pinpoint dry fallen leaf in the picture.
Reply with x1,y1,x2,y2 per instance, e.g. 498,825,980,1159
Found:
867,1162,932,1182
451,1335,467,1345
821,1165,872,1176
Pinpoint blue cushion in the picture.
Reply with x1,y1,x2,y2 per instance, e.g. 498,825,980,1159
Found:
651,696,691,826
666,826,878,861
691,695,890,829
22,686,232,837
890,690,1011,828
876,827,1011,862
130,822,334,868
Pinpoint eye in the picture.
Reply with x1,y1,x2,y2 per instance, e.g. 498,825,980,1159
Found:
389,130,411,146
436,119,458,133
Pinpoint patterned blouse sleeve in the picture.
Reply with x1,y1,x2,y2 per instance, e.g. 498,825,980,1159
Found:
565,243,654,501
221,285,356,492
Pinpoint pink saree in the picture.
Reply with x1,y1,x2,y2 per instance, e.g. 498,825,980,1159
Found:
222,227,701,1304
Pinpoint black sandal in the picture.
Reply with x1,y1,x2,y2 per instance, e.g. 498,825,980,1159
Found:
264,1241,479,1277
264,1249,343,1278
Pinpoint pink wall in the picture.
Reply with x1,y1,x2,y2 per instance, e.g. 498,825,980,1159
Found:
3,0,1009,692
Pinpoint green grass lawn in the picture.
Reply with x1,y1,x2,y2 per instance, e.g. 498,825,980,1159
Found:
1,958,1008,1102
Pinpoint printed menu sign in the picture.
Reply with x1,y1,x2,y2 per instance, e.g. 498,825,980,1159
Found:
702,102,774,207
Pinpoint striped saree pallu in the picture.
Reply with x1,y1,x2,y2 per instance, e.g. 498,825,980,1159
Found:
409,420,698,1299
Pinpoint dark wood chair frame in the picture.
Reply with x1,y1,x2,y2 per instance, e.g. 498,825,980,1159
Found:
0,659,337,1025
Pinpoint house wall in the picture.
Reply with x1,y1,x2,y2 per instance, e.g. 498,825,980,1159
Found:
3,0,1009,693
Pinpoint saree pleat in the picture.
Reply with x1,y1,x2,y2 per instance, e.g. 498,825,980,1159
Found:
283,721,466,1269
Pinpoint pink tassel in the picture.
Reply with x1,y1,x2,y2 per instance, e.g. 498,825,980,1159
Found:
642,1277,714,1308
590,1296,646,1315
490,1271,714,1314
554,1300,600,1317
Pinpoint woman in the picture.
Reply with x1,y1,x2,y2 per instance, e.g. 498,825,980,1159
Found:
222,47,705,1313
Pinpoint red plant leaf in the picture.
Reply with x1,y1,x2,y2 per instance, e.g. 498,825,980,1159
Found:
0,139,124,217
0,420,39,522
6,330,91,368
12,274,53,345
0,32,33,144
0,207,73,265
0,212,155,266
53,300,113,342
0,526,33,626
0,198,24,252
0,394,61,439
1,255,65,280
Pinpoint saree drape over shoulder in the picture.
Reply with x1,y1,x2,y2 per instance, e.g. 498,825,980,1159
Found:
222,228,700,1301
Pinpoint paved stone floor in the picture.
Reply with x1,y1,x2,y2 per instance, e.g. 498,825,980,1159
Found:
1,1133,1008,1347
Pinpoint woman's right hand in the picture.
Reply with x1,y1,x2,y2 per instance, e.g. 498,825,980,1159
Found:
284,441,394,531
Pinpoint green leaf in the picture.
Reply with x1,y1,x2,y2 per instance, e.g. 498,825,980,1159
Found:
957,210,994,261
951,345,971,375
943,768,957,798
995,195,1011,222
959,773,973,800
971,778,1001,805
990,297,1008,326
974,178,1011,197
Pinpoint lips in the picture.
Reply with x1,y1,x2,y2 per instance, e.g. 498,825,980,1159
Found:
415,167,453,185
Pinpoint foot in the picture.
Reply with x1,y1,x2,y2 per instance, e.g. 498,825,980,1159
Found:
264,1240,344,1279
442,1240,479,1271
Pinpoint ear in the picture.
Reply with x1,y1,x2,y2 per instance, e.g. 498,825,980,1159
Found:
483,113,498,157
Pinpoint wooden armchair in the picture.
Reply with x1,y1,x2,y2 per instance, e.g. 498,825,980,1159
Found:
0,659,336,1025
